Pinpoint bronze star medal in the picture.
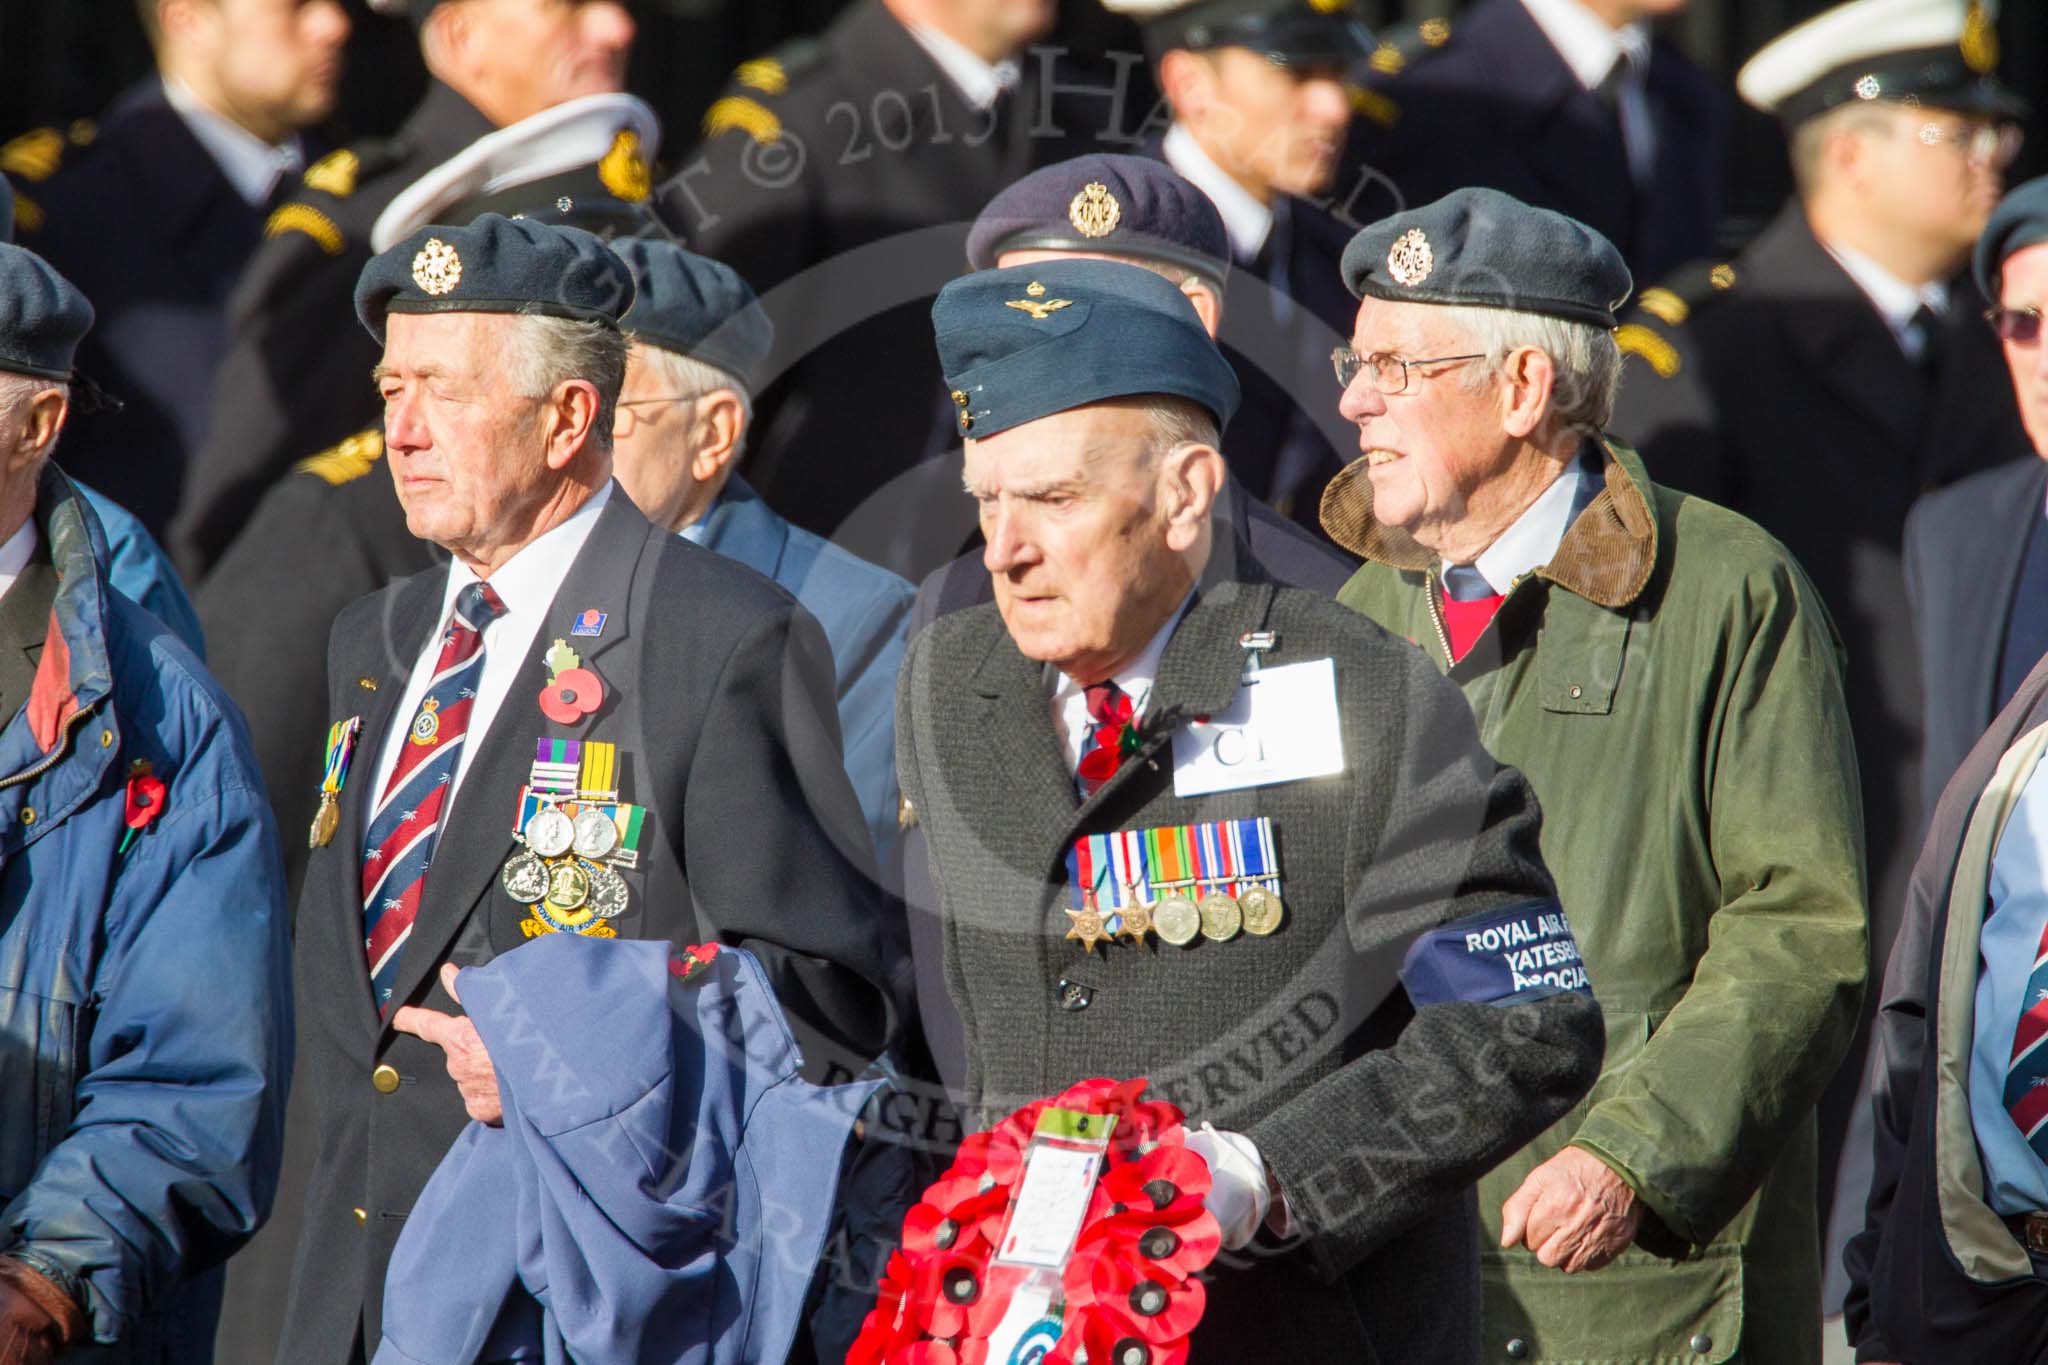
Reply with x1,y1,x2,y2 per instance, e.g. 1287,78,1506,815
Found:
1065,904,1111,954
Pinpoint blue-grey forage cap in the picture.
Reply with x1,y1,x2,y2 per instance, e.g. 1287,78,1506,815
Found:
933,258,1240,440
354,212,635,341
612,238,774,390
1976,175,2048,299
965,153,1230,281
0,243,92,381
1342,187,1634,329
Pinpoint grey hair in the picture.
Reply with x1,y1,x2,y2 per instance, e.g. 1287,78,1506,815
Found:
628,341,753,459
1142,394,1221,458
502,312,627,454
1789,103,1894,198
1108,252,1229,302
0,371,68,459
1432,302,1621,438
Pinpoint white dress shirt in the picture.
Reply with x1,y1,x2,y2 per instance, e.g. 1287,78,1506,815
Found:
1823,237,1952,361
905,23,1020,113
1162,123,1273,263
365,485,612,818
161,76,305,207
1518,0,1656,185
1445,456,1588,596
1048,594,1194,773
0,520,38,604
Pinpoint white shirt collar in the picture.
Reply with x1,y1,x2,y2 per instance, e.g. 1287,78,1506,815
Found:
0,519,38,603
369,484,612,816
1821,237,1951,354
1162,123,1273,263
161,76,304,207
1047,592,1193,773
1518,0,1648,90
905,23,1020,113
1447,456,1587,596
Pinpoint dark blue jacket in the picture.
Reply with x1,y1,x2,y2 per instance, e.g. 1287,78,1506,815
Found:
373,935,878,1365
693,476,912,863
0,466,289,1358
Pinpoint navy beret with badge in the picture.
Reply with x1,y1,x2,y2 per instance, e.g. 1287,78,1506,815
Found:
1976,175,2048,299
965,153,1230,282
354,212,636,341
1341,187,1634,329
0,241,93,381
932,258,1240,440
612,238,775,391
1103,0,1375,70
1737,0,2026,126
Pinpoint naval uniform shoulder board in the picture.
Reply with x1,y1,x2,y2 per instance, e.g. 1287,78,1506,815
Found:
294,428,384,487
1616,259,1737,379
702,36,828,145
2,121,99,232
262,135,413,255
1350,17,1451,128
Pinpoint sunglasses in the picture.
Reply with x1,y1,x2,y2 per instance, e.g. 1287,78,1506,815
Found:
1987,305,2045,345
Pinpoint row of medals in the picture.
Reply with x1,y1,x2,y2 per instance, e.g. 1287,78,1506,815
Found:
499,800,629,929
1078,879,1285,949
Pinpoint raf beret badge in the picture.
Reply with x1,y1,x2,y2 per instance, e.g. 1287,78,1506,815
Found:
412,237,462,296
1068,182,1122,239
1388,228,1433,287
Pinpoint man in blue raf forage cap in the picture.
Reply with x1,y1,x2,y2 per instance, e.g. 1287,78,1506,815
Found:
0,244,290,1365
897,255,1601,1361
1325,186,1867,1363
280,211,900,1365
1847,173,2048,1364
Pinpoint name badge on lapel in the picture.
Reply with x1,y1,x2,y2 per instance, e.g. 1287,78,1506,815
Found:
1170,658,1344,797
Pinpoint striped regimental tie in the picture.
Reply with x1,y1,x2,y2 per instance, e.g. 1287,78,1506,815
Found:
360,581,506,1014
2004,910,2048,1155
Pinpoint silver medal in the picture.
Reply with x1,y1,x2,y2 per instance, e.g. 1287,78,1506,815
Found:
500,848,547,904
523,804,574,859
573,806,619,860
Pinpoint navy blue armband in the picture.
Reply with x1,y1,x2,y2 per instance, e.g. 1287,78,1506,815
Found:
1399,900,1592,1007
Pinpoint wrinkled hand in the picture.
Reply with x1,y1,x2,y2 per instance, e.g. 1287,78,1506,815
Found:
1184,1123,1274,1251
390,964,502,1125
0,1258,83,1365
1499,1145,1642,1273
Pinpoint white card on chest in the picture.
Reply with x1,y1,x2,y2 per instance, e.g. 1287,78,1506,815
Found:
1170,657,1345,796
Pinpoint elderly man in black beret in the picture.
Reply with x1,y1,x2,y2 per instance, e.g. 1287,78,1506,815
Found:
897,254,1603,1361
1323,187,1868,1362
1846,173,2048,1365
277,213,900,1365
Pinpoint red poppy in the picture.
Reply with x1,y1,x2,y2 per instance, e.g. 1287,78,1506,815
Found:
123,772,166,831
538,666,604,724
1097,1146,1210,1224
1084,1252,1207,1344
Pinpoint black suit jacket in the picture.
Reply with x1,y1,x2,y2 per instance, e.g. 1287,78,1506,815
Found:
197,436,436,901
1355,0,1727,283
171,81,495,579
660,0,1102,555
1904,455,2048,819
277,489,897,1362
1203,167,1362,532
18,80,331,535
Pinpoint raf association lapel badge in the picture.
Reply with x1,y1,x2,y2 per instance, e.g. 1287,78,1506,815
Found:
309,716,362,849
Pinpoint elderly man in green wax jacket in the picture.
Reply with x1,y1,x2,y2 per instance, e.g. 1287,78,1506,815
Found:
1321,188,1869,1364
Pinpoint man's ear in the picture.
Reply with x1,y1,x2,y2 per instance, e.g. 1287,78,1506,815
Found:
543,380,603,470
688,390,747,484
1498,346,1556,441
1180,279,1224,337
1162,442,1227,554
8,389,67,478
